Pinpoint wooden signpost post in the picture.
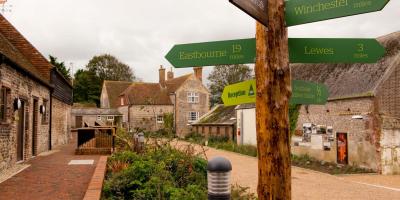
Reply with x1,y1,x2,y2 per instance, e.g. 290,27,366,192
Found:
166,0,391,199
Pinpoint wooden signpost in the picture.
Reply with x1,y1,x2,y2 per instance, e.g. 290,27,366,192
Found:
221,79,329,106
165,38,385,67
286,0,390,26
167,0,391,199
229,0,268,27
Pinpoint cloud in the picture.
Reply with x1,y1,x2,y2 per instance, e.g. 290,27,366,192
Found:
2,0,399,82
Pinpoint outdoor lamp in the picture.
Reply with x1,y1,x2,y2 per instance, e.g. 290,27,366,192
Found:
138,132,145,143
40,105,46,114
13,98,21,110
207,156,232,200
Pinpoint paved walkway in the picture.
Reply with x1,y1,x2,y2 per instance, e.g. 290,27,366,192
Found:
0,142,100,200
175,141,400,200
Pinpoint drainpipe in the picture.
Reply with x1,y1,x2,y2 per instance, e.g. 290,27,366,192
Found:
171,92,177,134
49,91,53,150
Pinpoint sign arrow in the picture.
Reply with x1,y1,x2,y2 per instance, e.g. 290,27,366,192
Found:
285,0,391,27
165,38,385,67
229,0,268,27
221,79,329,106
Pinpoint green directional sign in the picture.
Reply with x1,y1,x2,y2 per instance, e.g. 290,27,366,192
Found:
289,38,386,63
166,38,385,67
285,0,390,27
165,38,255,68
221,80,257,106
221,79,329,106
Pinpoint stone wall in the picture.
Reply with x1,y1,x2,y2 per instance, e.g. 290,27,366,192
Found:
0,63,50,172
292,97,379,170
51,98,71,148
175,76,209,137
381,117,400,174
128,105,173,132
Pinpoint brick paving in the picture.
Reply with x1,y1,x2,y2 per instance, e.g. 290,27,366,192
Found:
175,140,400,200
0,141,100,200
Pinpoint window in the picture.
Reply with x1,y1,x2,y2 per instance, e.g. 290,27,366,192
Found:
107,116,114,121
0,87,9,122
42,99,49,124
187,92,199,103
188,112,199,122
97,116,102,121
120,97,124,106
156,115,164,123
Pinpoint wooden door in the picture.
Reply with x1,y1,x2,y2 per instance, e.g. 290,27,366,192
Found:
76,116,83,128
337,132,348,165
32,99,38,156
17,101,25,161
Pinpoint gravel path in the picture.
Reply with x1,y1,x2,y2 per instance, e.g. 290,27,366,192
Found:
175,140,400,200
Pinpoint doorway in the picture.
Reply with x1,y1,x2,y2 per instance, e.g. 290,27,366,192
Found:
76,116,83,128
336,132,348,165
32,99,38,156
17,100,25,161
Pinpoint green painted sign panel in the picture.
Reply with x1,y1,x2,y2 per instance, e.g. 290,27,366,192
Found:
222,79,329,106
166,38,385,67
289,38,386,63
221,80,257,106
165,38,255,68
285,0,390,27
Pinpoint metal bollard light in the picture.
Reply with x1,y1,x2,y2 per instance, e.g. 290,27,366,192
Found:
138,132,145,153
207,157,232,200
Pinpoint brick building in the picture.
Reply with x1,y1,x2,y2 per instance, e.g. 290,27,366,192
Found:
291,31,400,174
100,66,209,137
0,15,72,172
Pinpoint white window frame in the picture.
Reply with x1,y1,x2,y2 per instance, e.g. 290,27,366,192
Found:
187,92,199,103
156,115,164,124
188,112,200,122
97,116,102,121
107,116,114,121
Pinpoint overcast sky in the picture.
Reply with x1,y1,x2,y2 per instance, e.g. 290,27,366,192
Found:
2,0,400,82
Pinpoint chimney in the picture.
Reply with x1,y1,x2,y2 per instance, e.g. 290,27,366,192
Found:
193,67,202,82
159,65,166,87
167,67,174,80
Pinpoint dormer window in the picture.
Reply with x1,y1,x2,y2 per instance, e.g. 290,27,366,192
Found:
187,92,199,103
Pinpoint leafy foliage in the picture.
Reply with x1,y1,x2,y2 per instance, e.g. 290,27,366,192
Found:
86,54,137,82
208,64,253,105
103,147,208,200
73,54,138,105
49,55,71,80
289,104,301,135
73,69,101,104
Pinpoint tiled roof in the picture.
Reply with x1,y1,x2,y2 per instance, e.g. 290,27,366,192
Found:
0,14,52,81
121,82,172,105
165,74,192,93
291,31,400,100
103,81,132,108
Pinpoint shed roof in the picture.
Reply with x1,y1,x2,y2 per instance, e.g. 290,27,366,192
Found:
291,31,400,100
193,105,236,125
71,108,122,116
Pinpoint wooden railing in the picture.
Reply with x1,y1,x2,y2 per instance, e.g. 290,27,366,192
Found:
75,127,116,155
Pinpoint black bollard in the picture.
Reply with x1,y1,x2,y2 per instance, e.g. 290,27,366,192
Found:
207,157,232,200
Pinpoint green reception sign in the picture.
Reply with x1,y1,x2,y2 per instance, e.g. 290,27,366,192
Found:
165,38,255,68
221,80,329,106
285,0,390,26
165,38,385,67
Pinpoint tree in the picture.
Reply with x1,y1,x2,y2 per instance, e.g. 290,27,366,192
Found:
73,69,101,105
49,55,71,80
207,64,253,105
86,54,137,82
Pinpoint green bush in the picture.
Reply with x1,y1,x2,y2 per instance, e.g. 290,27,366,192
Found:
103,147,208,200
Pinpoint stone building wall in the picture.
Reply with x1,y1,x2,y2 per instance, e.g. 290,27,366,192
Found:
175,76,209,137
292,97,379,170
380,117,400,174
192,125,235,140
0,63,50,172
51,98,71,148
128,105,173,132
